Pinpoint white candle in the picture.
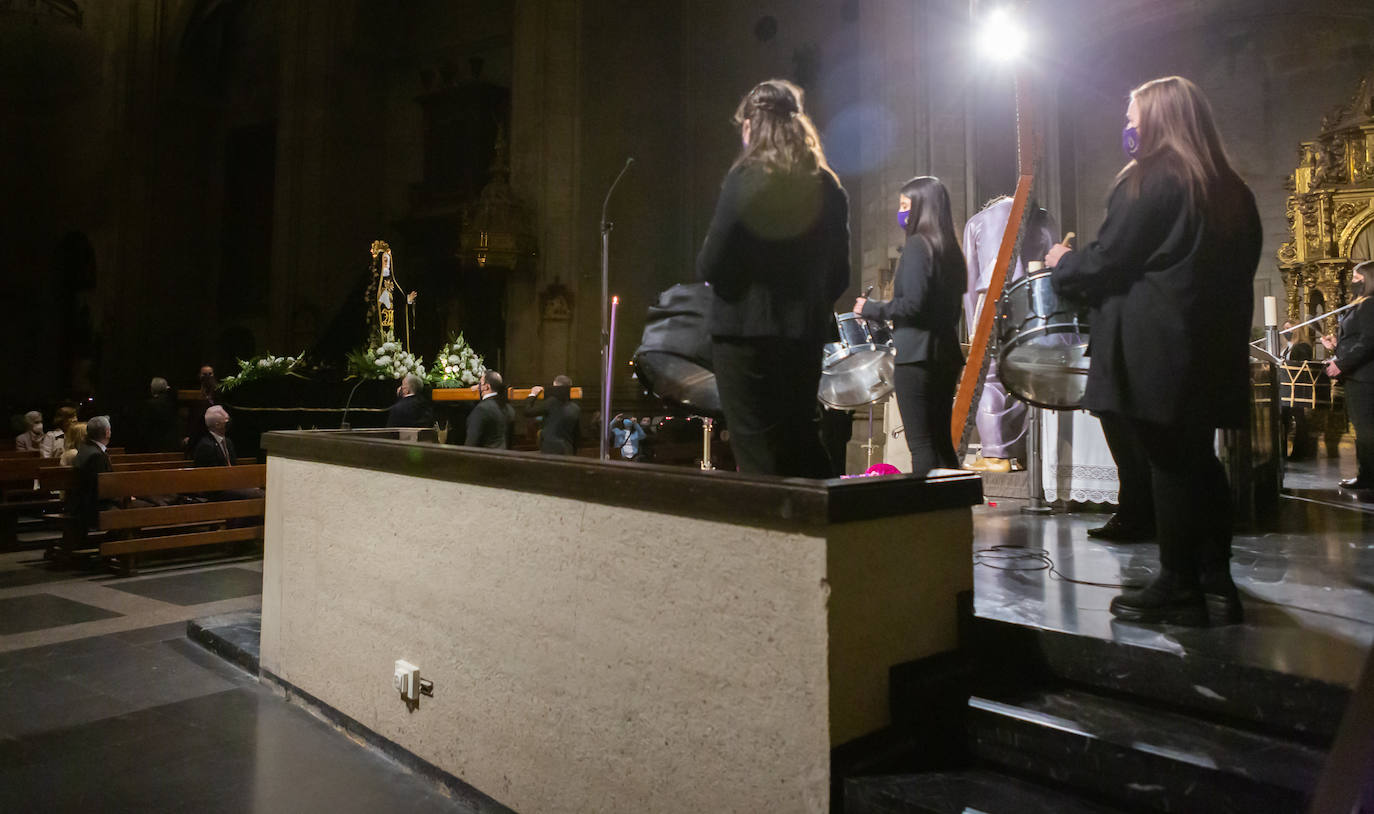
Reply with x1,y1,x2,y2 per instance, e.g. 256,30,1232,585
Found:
1263,296,1278,327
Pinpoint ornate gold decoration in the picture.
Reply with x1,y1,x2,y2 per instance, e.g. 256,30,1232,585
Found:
459,127,537,271
1279,72,1374,336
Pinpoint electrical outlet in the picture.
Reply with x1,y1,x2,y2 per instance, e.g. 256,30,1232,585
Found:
394,659,419,701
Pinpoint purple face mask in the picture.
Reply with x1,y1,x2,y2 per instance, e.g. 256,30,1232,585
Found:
1122,125,1141,159
897,210,911,231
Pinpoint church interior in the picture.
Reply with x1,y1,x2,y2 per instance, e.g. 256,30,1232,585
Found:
3,1,1374,812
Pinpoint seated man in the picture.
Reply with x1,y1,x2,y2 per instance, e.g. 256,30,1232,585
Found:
465,370,515,449
193,406,238,467
68,415,114,539
139,377,183,453
14,411,44,452
387,373,434,429
525,374,581,455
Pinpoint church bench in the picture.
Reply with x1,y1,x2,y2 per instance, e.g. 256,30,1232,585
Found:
95,464,267,575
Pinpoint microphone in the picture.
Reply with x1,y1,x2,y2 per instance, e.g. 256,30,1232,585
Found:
340,378,368,430
601,157,635,229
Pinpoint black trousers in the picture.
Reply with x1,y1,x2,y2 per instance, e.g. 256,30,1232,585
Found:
713,337,831,478
1124,418,1232,580
1346,379,1374,482
1098,411,1154,525
893,361,960,475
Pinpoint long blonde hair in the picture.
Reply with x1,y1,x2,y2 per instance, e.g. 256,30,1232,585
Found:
1115,76,1235,206
730,79,838,183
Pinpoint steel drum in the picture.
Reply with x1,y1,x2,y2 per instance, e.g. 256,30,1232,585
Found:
995,271,1091,409
818,313,896,409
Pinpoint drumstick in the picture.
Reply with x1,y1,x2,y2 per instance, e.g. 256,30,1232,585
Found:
1062,231,1076,247
863,285,874,298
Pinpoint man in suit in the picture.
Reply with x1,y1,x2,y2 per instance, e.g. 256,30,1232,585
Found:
465,369,514,449
138,377,183,453
387,373,434,429
70,415,114,536
193,406,237,467
524,375,580,455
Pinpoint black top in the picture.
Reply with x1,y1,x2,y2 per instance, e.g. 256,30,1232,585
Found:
1051,170,1262,427
137,394,182,453
1337,299,1374,384
386,394,435,429
1283,341,1314,364
193,434,238,467
696,164,851,342
70,440,112,528
525,391,581,455
861,234,964,365
465,396,515,449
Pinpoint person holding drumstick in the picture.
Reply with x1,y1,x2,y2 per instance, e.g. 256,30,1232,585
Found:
853,176,967,475
1045,76,1261,626
1321,259,1374,492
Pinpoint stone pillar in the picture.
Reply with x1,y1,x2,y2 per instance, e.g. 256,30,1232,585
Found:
510,0,583,385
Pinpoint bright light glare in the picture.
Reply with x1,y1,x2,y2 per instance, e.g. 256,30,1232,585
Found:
977,7,1027,62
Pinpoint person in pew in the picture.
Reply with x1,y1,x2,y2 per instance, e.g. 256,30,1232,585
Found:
193,406,238,467
184,364,219,453
137,377,183,453
69,415,114,539
39,405,78,459
60,422,86,468
524,375,581,455
465,369,515,449
14,411,44,452
386,373,434,429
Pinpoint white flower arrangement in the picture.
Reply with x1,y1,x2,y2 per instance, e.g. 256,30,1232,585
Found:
347,340,427,381
219,351,306,392
427,332,486,388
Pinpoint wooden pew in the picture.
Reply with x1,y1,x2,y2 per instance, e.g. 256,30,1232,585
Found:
95,465,267,575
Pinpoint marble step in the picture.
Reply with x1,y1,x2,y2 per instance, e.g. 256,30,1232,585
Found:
968,616,1351,744
844,769,1126,814
967,688,1324,814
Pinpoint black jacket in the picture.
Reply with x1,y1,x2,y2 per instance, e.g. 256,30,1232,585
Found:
1051,170,1262,427
861,234,964,365
697,164,850,342
386,394,434,429
138,394,182,453
1337,298,1374,384
70,440,112,529
525,390,581,455
465,396,515,449
193,434,237,467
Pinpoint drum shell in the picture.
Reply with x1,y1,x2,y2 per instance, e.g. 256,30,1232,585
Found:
994,272,1091,410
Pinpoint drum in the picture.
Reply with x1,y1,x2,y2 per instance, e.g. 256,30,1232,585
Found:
994,271,1091,409
818,313,896,409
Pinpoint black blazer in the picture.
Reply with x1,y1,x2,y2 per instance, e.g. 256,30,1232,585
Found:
1337,298,1374,384
192,434,237,467
525,392,581,455
860,234,964,365
1051,170,1262,427
70,440,112,528
1282,341,1314,364
386,394,434,429
697,164,851,343
465,396,515,449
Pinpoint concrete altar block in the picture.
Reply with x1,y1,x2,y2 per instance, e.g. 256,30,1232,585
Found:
260,431,980,814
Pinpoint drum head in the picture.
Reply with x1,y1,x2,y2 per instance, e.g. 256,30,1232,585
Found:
819,349,895,409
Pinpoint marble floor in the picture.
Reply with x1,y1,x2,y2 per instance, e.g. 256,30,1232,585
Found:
0,556,482,813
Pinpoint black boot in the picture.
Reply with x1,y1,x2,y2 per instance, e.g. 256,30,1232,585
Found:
1086,514,1156,542
1199,567,1244,625
1109,570,1206,626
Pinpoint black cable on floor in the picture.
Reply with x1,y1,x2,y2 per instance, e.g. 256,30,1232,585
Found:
975,544,1130,589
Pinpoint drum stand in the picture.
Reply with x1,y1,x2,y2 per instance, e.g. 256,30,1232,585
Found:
860,405,879,470
1021,406,1052,515
699,417,715,471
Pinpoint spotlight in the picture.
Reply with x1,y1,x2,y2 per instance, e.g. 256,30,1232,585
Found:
977,6,1027,62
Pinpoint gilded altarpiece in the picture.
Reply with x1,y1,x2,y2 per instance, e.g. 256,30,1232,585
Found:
1279,75,1374,336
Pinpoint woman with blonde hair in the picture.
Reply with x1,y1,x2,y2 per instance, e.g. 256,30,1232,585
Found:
697,79,850,477
60,422,87,468
1046,76,1262,626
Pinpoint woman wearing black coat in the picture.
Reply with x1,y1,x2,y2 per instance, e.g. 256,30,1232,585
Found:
852,176,966,475
1046,76,1262,626
697,79,851,478
1322,260,1374,491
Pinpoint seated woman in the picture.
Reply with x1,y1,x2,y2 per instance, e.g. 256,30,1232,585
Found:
59,422,87,468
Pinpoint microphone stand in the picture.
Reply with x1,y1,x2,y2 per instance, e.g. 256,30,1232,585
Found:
599,157,634,460
340,378,369,430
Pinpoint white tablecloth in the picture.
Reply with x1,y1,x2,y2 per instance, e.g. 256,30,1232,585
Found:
1040,409,1119,504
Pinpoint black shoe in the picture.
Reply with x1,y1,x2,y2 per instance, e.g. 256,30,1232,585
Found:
1086,514,1156,542
1109,572,1207,626
1200,572,1244,625
1339,477,1374,490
